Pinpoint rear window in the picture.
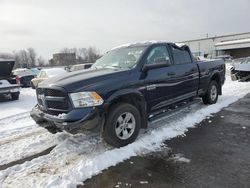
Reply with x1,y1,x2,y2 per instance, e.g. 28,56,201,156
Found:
171,45,192,64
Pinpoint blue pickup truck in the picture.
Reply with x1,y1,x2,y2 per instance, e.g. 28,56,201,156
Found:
31,42,225,147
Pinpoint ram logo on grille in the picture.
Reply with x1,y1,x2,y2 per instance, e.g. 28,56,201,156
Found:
38,94,45,100
37,94,46,109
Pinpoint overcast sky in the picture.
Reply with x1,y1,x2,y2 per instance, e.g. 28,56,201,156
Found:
0,0,250,59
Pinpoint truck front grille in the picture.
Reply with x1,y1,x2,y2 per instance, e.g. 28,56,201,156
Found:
47,100,69,110
44,89,65,97
36,88,71,115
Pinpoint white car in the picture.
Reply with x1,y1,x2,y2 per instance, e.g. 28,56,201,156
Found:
70,63,92,72
31,68,67,89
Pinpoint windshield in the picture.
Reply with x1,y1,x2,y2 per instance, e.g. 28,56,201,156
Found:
92,47,146,69
241,58,250,64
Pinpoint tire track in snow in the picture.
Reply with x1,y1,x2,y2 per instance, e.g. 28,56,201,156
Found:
0,112,30,124
0,132,108,187
0,118,40,141
0,128,45,145
0,131,56,166
0,146,56,171
0,112,44,142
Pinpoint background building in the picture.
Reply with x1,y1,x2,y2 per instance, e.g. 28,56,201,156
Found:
49,53,76,66
182,32,250,58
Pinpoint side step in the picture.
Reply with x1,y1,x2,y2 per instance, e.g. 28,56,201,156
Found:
148,98,201,122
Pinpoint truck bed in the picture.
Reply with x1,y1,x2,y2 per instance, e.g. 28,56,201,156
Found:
197,59,225,95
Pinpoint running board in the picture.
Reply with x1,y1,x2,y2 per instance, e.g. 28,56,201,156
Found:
148,98,201,122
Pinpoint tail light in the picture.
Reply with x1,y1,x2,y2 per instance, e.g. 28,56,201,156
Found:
16,76,21,85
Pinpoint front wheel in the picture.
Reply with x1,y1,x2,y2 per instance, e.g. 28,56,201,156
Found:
102,103,141,148
202,80,219,104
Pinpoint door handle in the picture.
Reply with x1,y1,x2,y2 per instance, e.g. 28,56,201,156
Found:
168,72,176,76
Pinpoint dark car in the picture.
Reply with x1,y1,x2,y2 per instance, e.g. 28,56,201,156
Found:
12,68,36,87
0,59,21,100
31,42,225,147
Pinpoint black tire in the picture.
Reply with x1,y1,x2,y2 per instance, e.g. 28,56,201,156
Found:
202,80,219,104
31,82,36,89
102,103,141,148
11,92,20,100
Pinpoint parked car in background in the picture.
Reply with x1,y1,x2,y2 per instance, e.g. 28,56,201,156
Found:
0,59,21,100
30,68,41,75
31,68,67,89
231,57,250,81
31,42,225,147
12,68,36,87
70,63,93,72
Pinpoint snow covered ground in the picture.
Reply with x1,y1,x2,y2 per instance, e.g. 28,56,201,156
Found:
0,69,250,188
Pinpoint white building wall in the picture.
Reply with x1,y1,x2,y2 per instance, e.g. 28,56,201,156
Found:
182,32,250,57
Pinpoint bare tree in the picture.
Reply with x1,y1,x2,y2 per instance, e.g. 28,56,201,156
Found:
15,50,30,68
77,48,87,60
27,48,37,67
86,47,101,63
1,48,44,68
0,52,14,60
60,48,72,53
60,47,101,63
12,48,38,68
37,56,46,67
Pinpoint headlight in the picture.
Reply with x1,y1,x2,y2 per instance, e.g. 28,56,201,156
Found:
70,92,104,108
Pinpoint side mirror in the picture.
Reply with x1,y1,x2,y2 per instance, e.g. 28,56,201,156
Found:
142,59,170,72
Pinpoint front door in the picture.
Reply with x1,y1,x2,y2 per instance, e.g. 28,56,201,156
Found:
141,45,180,112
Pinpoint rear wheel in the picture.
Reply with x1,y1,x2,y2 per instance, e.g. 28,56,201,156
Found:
11,92,20,100
102,103,141,147
202,80,219,104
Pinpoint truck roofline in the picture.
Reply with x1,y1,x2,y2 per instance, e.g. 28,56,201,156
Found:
111,41,188,50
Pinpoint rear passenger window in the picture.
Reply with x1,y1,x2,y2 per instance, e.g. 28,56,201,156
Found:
171,45,192,64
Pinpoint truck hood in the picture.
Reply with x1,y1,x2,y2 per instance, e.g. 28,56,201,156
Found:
0,60,15,78
39,68,130,91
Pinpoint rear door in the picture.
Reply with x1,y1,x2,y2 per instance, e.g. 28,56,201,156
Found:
168,44,199,98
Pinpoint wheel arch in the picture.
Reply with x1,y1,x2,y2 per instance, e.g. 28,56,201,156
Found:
104,89,148,129
210,72,222,95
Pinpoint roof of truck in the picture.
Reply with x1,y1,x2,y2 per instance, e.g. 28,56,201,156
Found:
111,41,186,50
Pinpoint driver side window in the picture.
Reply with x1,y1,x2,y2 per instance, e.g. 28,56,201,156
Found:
146,46,170,65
